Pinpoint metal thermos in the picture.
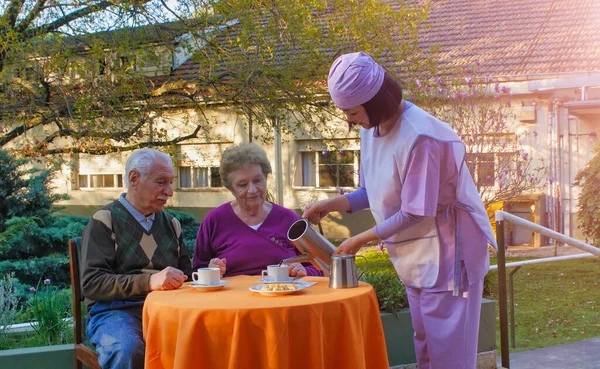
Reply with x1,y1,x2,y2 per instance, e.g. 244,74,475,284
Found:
284,219,336,276
329,254,368,289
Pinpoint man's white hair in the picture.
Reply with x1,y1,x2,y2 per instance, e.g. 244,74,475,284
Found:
124,148,172,188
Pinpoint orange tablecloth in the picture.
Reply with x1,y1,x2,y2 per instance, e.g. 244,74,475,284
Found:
142,276,389,369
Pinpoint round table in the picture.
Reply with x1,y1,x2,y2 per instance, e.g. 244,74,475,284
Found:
142,275,389,369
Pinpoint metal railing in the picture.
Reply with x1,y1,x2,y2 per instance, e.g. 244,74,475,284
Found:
0,317,73,335
494,210,600,369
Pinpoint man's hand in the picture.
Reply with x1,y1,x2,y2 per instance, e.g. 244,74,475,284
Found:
148,266,187,291
208,258,227,277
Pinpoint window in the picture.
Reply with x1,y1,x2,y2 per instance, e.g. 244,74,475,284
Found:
467,153,495,187
78,174,123,189
179,167,192,188
179,166,222,188
298,150,360,188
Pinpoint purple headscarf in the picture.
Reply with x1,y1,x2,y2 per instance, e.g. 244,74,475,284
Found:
327,52,385,109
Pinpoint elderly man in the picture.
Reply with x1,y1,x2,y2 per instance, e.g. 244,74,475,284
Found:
81,148,192,369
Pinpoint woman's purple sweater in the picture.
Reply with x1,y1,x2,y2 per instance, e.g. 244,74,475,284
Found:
193,202,322,277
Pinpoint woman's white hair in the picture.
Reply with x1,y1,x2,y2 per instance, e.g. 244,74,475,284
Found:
124,148,172,188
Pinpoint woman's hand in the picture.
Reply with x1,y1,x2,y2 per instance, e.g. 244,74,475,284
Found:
208,258,227,278
302,200,332,224
333,236,364,256
288,263,307,277
333,229,379,256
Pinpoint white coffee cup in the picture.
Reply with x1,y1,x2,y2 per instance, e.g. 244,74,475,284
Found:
261,264,290,282
192,268,221,285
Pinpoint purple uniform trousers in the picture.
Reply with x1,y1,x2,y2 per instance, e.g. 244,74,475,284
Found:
407,279,484,369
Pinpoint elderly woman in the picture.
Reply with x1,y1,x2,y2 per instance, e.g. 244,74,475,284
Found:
193,143,322,277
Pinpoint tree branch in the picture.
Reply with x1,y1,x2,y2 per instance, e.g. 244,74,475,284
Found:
23,1,151,39
0,113,55,146
1,0,26,29
42,123,204,155
14,0,48,34
108,116,149,141
0,124,27,147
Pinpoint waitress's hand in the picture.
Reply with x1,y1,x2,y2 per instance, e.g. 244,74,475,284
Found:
302,199,331,224
288,263,307,277
208,258,227,278
333,236,363,256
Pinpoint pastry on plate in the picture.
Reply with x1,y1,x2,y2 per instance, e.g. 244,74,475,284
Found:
261,283,297,291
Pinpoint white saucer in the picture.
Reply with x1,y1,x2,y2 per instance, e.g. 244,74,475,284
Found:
189,280,229,291
259,276,301,284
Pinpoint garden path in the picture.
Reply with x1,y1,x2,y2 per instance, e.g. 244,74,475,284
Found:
497,336,600,369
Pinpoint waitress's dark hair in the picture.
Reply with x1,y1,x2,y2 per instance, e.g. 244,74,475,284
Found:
356,72,403,131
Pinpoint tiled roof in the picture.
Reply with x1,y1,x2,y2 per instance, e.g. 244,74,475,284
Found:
418,0,600,78
167,0,600,85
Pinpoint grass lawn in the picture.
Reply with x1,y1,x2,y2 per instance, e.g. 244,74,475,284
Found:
358,250,600,352
486,256,600,352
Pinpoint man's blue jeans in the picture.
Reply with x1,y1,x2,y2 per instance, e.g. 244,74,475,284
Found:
86,300,145,369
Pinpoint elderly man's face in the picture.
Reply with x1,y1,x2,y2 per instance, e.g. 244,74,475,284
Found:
129,157,175,214
229,164,267,209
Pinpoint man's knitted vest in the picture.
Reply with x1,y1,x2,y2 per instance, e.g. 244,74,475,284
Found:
100,201,182,273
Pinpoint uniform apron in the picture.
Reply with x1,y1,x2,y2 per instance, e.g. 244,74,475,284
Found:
361,103,496,294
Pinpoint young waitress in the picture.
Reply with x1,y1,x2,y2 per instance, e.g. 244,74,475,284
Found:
303,52,497,369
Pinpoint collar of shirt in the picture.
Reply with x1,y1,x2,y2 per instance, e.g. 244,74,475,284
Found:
119,193,156,228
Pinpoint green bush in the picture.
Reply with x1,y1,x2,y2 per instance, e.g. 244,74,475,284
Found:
0,215,88,260
0,273,22,349
0,150,78,298
0,150,65,233
0,256,70,291
358,250,409,312
575,145,600,245
361,270,409,312
165,208,201,256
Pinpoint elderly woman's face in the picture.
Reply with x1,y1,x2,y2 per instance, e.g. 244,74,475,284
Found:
229,164,267,208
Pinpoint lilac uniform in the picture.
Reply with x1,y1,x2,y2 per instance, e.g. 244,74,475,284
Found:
345,102,488,369
193,202,323,277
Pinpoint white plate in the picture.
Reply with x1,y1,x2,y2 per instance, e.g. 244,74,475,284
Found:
189,280,230,291
259,276,302,284
249,281,316,296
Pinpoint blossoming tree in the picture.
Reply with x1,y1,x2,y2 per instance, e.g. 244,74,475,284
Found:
404,64,546,209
